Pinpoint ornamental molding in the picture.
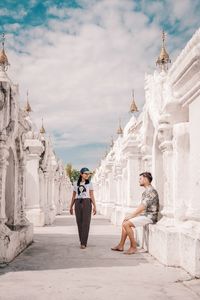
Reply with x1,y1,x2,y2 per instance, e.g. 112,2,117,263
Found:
168,28,200,77
168,29,200,107
24,139,44,156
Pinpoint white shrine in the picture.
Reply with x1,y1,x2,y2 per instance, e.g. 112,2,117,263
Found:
93,29,200,277
0,35,72,263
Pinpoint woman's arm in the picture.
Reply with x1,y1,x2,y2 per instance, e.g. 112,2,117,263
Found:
69,191,76,215
89,190,97,215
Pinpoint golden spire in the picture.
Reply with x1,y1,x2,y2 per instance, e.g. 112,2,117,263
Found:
24,90,32,113
130,90,138,113
156,30,171,70
0,33,9,70
40,118,46,134
117,118,123,135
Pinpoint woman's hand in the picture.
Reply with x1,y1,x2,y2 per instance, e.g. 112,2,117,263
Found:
93,206,97,215
69,207,73,215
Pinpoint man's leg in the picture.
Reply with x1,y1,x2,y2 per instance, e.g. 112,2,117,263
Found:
111,222,128,251
123,221,137,254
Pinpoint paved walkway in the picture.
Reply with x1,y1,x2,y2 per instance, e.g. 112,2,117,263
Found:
0,213,200,300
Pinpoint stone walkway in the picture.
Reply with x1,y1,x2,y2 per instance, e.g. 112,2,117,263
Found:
0,213,200,300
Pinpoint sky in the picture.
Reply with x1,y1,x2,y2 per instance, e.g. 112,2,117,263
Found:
0,0,199,170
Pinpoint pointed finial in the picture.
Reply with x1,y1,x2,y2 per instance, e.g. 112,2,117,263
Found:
156,30,171,71
130,89,139,113
40,118,46,134
117,118,123,135
24,90,32,113
0,32,9,70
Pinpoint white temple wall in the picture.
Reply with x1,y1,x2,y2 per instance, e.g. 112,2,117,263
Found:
104,170,114,218
0,78,33,264
24,139,72,227
25,140,45,227
39,169,45,214
47,172,56,224
187,95,200,220
55,179,61,215
127,156,140,206
173,122,190,221
5,147,16,226
43,172,49,224
115,167,124,225
0,42,72,263
122,167,128,207
60,176,71,212
152,136,164,213
94,29,200,277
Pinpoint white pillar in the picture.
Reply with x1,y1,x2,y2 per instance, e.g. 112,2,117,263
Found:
17,157,30,226
47,172,56,224
44,171,50,224
173,123,190,221
158,120,174,220
24,140,44,226
115,163,123,224
186,96,200,221
126,153,142,208
105,166,114,218
0,141,9,224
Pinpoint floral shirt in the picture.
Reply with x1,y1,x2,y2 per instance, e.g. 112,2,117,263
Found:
141,185,159,223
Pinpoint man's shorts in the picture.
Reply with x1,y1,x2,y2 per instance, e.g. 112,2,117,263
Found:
129,215,153,227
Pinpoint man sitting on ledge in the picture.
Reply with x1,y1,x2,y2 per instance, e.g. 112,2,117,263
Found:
111,172,159,255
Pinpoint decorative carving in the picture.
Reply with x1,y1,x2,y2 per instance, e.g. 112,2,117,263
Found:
0,88,5,110
158,114,173,152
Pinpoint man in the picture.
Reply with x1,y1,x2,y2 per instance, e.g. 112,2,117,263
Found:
111,172,159,254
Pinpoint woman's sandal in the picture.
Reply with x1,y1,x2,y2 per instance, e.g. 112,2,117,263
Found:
80,245,86,249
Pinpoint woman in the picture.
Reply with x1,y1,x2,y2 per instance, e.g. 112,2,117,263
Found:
69,167,97,249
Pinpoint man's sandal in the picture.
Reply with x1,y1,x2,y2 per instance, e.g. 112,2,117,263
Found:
111,247,124,252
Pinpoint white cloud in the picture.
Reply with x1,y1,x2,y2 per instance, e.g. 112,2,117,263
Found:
4,0,199,169
0,8,10,16
0,7,27,19
4,23,21,31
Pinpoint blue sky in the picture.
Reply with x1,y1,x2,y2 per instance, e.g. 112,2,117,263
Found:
0,0,199,170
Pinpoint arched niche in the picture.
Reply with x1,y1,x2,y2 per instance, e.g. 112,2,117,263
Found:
5,147,16,228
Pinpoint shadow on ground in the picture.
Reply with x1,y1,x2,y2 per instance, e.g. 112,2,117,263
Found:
0,213,148,275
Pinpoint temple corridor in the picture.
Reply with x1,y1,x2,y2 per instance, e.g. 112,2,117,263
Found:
0,213,199,300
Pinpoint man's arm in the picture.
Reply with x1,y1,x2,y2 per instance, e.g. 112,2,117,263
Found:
123,204,145,222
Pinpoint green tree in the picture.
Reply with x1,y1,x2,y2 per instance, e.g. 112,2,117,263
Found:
65,163,80,183
71,169,80,183
66,163,72,180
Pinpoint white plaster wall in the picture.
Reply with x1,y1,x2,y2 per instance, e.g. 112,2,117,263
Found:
93,29,200,277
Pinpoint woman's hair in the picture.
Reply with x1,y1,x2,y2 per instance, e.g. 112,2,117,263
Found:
77,175,90,186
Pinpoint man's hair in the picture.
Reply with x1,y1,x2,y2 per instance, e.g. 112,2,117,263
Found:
139,172,153,183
